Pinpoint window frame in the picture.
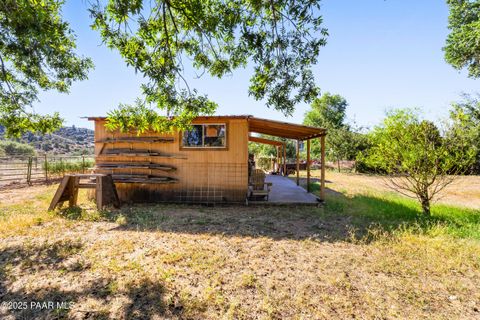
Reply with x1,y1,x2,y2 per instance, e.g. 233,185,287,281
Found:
180,123,228,150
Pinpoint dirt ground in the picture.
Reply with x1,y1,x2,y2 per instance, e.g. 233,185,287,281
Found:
0,172,479,319
0,183,58,205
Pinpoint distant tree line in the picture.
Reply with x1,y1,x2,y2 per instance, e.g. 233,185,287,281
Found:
0,140,35,157
293,92,479,176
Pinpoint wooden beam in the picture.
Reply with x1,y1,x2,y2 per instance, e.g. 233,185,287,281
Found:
283,143,287,176
48,175,71,211
307,139,311,192
96,176,103,210
320,135,326,202
248,135,283,146
296,140,300,185
69,176,80,207
248,117,327,140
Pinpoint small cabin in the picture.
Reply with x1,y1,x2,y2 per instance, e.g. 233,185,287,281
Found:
88,115,326,204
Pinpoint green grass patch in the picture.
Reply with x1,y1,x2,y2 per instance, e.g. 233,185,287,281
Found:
313,181,480,240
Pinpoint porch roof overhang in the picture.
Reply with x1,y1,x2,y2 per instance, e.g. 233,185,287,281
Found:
86,115,326,140
247,117,326,140
248,135,284,146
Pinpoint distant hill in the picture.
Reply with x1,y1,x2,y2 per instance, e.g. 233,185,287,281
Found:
0,125,94,155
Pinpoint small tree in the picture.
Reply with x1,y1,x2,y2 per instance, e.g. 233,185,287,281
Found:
304,93,367,170
363,109,476,215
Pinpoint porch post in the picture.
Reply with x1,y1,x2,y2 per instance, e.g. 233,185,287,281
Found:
296,140,300,185
283,143,287,176
276,146,279,173
320,135,326,202
307,139,311,192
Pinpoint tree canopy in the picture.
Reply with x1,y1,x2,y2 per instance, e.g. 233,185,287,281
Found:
0,0,326,135
361,108,476,215
303,93,347,130
445,0,480,78
4,0,478,137
0,0,93,137
90,0,327,133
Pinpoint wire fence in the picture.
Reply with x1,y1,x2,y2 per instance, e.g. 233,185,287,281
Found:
0,155,95,188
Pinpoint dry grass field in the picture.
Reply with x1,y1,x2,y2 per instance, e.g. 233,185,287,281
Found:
0,171,479,319
310,171,480,209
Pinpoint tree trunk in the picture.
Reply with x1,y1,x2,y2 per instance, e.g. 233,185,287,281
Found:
420,197,431,216
337,158,341,172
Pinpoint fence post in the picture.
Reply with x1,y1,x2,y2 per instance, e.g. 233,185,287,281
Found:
26,157,32,185
82,155,85,173
44,154,48,182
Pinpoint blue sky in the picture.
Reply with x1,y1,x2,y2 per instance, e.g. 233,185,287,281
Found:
35,0,479,129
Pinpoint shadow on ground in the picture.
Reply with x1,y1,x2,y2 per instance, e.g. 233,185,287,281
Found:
71,188,479,242
50,177,480,244
0,240,182,319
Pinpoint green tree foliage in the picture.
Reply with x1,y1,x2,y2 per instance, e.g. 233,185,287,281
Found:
448,93,480,172
0,0,93,137
327,126,368,171
303,93,367,169
0,140,35,156
444,0,480,78
361,109,476,215
90,0,327,133
248,135,296,159
304,93,347,129
451,93,480,121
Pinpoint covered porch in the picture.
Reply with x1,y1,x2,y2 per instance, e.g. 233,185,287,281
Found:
247,117,326,203
265,174,319,204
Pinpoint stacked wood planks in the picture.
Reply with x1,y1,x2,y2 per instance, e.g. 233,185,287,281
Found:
97,137,174,143
111,174,178,184
96,162,176,171
100,148,187,158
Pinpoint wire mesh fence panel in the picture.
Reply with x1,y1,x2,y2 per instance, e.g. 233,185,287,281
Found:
0,155,95,187
1,155,247,204
173,163,248,203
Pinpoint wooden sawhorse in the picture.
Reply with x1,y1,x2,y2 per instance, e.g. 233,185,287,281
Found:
48,174,120,211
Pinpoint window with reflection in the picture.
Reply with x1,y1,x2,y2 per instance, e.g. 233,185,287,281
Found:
182,124,226,148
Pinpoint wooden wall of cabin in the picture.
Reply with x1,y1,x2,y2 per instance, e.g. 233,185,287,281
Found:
93,118,249,203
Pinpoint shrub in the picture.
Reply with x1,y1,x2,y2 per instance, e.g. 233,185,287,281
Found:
44,158,94,175
0,140,35,156
255,157,273,171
